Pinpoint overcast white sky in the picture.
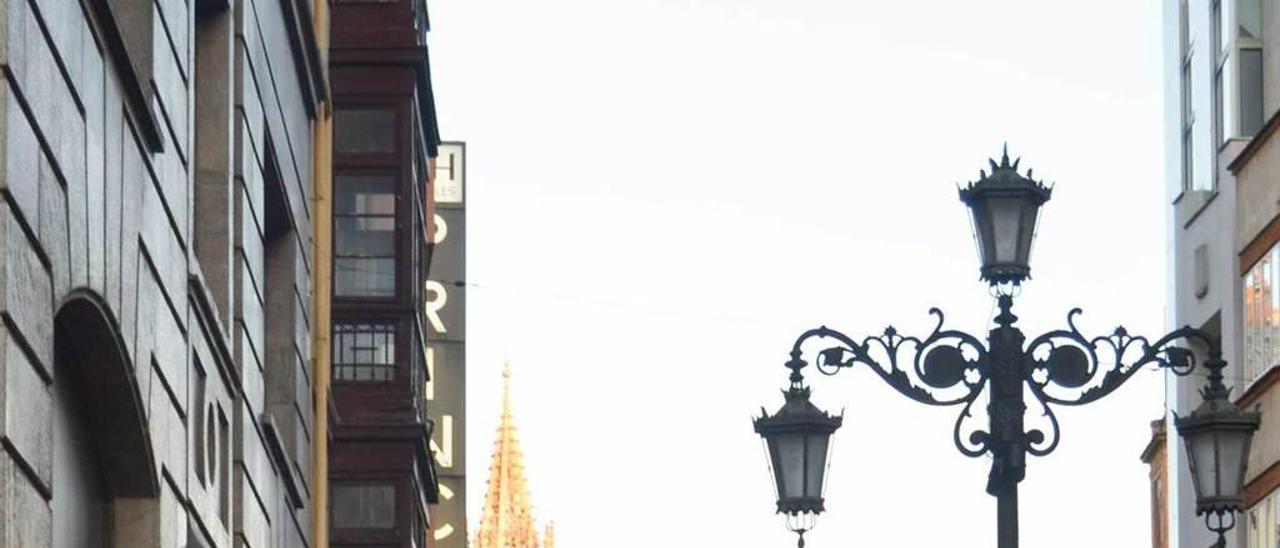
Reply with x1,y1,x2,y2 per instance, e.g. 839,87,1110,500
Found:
429,1,1168,546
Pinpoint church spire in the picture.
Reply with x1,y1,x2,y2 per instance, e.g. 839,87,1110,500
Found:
543,521,555,548
473,363,550,548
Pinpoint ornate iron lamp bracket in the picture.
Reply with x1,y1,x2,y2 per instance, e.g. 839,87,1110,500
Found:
788,308,993,458
1021,310,1210,456
786,300,1216,463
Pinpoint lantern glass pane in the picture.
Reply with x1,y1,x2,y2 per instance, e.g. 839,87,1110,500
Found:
761,438,781,500
1019,205,1040,262
990,197,1023,264
804,433,830,498
778,432,806,499
967,210,987,266
1193,432,1221,498
1219,430,1250,499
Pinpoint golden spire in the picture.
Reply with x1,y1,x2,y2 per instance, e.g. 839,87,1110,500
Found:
473,363,547,548
543,522,554,548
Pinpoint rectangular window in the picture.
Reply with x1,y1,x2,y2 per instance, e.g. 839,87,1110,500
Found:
1214,0,1226,54
332,483,397,529
217,405,230,526
335,109,398,153
1239,0,1262,39
1246,489,1278,548
193,1,235,327
1213,59,1233,145
334,322,396,381
335,174,397,296
1215,62,1227,146
1181,0,1190,53
1181,1,1197,192
1211,0,1265,146
1243,244,1280,383
1241,48,1264,136
1214,0,1233,147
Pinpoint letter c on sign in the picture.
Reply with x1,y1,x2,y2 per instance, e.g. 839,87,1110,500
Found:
434,483,455,540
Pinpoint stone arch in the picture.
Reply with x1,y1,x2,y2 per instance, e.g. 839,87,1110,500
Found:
53,290,160,546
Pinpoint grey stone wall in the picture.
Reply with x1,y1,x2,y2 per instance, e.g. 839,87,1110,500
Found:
0,0,320,545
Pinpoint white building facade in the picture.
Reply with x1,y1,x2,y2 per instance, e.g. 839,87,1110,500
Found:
1162,1,1280,547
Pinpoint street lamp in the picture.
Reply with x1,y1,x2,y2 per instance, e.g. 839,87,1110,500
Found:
756,147,1261,548
754,361,842,547
958,152,1051,285
1177,353,1261,547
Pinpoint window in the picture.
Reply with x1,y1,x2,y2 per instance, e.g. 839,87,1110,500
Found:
1239,0,1262,39
1238,0,1264,137
85,0,162,149
1215,0,1228,53
1241,48,1264,136
1244,244,1280,383
217,405,230,526
332,483,397,529
335,174,397,296
1214,0,1231,147
1181,0,1198,192
206,403,217,486
193,363,208,486
334,322,397,381
336,109,398,153
1212,0,1265,150
192,0,236,327
1247,489,1279,548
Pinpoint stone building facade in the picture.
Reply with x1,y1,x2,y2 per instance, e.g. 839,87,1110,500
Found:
0,0,328,545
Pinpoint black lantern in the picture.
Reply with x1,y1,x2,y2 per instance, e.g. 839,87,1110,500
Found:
754,385,842,534
959,147,1052,285
1176,384,1261,516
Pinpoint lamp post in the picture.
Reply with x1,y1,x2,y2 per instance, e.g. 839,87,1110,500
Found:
754,147,1261,548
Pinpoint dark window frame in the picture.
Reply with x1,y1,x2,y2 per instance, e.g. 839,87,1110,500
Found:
334,171,400,298
331,480,399,529
335,108,401,154
333,320,399,382
333,98,412,303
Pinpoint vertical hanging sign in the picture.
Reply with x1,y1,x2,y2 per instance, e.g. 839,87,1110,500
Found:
426,142,467,548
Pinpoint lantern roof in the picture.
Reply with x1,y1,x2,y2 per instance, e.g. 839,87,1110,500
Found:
754,387,843,434
1175,388,1261,434
958,145,1052,203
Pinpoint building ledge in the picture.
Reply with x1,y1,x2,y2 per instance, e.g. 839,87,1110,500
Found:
1177,189,1219,228
1236,363,1280,410
1239,212,1280,271
1140,418,1166,464
1244,458,1280,508
262,415,306,509
1230,106,1280,173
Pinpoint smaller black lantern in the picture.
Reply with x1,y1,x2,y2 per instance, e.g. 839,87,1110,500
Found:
1176,386,1261,517
754,385,842,536
959,147,1052,285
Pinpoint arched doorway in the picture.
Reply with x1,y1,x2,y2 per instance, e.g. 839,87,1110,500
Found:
52,293,160,547
52,340,108,547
